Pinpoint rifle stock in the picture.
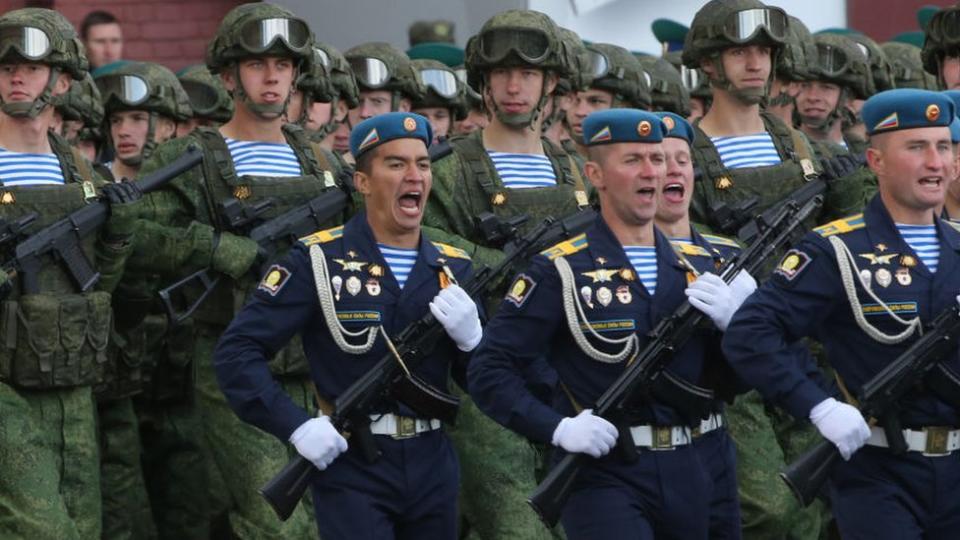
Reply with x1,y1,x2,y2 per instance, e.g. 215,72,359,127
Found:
260,210,598,521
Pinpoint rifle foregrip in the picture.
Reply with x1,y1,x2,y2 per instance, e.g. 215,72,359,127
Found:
780,440,838,507
259,455,314,521
527,452,583,528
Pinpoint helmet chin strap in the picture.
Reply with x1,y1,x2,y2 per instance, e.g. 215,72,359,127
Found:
800,86,847,133
484,73,547,131
233,64,291,120
0,66,61,119
708,55,768,106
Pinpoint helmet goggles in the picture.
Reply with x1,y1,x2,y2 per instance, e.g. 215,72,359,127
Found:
96,74,150,107
420,67,458,98
478,27,551,64
237,17,310,55
348,56,390,89
0,25,52,62
719,7,788,44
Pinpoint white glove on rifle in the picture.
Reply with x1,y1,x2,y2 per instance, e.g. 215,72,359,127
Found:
686,272,740,331
729,270,758,305
289,416,348,470
551,409,619,458
809,397,870,461
430,284,483,352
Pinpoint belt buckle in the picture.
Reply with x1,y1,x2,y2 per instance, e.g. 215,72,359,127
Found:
923,426,951,456
393,416,418,440
651,426,675,450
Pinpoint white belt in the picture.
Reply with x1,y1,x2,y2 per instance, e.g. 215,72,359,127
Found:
866,426,960,456
694,413,724,437
629,425,693,450
368,414,441,439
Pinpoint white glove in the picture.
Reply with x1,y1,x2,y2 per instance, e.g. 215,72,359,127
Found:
729,270,758,307
685,272,738,331
551,409,619,458
289,416,348,471
956,294,960,309
809,397,870,461
430,284,483,352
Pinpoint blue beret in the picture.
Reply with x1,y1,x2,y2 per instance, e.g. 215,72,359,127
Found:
951,118,960,144
655,111,695,145
582,108,665,146
349,112,433,158
862,89,955,136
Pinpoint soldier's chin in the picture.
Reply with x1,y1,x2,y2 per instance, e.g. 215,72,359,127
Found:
730,88,765,105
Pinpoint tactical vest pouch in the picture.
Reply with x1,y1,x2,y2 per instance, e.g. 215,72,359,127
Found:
0,291,111,389
95,322,147,401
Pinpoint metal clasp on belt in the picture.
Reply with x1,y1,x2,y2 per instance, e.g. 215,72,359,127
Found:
923,426,951,456
393,416,418,440
651,426,676,450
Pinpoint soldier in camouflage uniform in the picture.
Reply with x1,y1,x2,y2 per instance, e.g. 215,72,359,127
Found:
130,4,350,538
176,64,234,137
411,58,467,143
682,2,864,538
765,16,817,126
795,34,874,152
341,42,426,164
310,42,360,153
422,9,592,540
54,72,105,162
563,42,651,158
0,8,142,539
884,41,939,90
844,32,895,153
923,4,960,90
94,60,194,540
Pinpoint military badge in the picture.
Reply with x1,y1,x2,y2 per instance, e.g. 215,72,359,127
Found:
233,185,251,200
365,278,381,296
774,249,811,281
403,117,417,132
859,252,898,265
331,275,343,301
369,264,384,277
0,191,14,205
637,120,651,136
926,103,940,122
895,267,911,286
615,285,632,304
859,269,873,289
875,268,892,288
346,275,362,296
580,286,594,309
900,255,917,268
492,192,507,206
619,268,636,281
596,286,612,307
334,258,368,272
505,274,537,308
258,265,291,296
715,176,733,190
582,269,617,283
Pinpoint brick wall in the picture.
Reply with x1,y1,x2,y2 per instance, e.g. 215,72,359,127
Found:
48,0,246,72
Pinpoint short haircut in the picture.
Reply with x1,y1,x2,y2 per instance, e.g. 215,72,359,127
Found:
586,144,609,165
355,146,378,175
81,10,119,40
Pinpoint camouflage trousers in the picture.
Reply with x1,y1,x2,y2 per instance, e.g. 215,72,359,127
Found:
449,392,558,540
195,324,318,539
726,390,827,540
0,383,100,539
99,395,158,539
137,396,211,540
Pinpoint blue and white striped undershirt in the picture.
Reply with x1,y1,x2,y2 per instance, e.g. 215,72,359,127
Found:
710,132,781,169
377,244,418,289
624,245,657,296
896,224,940,274
0,148,64,186
226,138,302,177
487,151,557,189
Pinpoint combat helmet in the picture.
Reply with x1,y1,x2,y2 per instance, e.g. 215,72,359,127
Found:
664,51,711,109
883,41,938,89
177,64,233,124
308,42,359,140
464,10,569,128
411,59,467,121
55,73,104,144
922,4,960,83
638,55,691,116
0,8,89,118
96,61,193,165
206,3,313,118
587,43,653,110
777,16,817,83
811,33,874,100
344,42,426,112
683,0,789,104
846,33,895,93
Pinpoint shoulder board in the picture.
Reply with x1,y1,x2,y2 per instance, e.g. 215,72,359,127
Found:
540,233,589,261
813,214,865,237
671,241,712,257
700,233,740,248
429,138,453,162
299,226,344,246
431,242,471,260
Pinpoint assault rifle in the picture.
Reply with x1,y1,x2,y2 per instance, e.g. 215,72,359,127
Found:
158,177,353,325
4,146,203,294
781,305,960,506
528,188,825,527
260,209,597,521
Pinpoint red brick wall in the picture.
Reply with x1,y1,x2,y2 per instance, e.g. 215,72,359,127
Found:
48,0,246,73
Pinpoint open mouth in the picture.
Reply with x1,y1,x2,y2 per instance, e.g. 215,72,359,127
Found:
636,186,656,202
662,182,685,203
919,176,942,187
398,190,423,216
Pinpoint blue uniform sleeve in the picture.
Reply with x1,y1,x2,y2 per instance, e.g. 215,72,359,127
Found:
213,244,316,441
467,255,566,443
722,236,836,419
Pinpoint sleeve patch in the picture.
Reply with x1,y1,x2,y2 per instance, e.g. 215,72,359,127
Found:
431,242,471,260
505,273,537,308
258,264,292,296
773,249,811,281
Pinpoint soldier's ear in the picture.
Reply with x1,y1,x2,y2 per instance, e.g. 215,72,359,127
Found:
397,98,412,112
865,144,884,176
585,159,604,190
354,169,371,196
52,72,72,96
220,70,236,93
544,72,558,95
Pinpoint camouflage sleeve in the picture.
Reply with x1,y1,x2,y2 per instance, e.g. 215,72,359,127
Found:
89,161,132,293
822,165,870,223
422,225,506,269
423,153,486,244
